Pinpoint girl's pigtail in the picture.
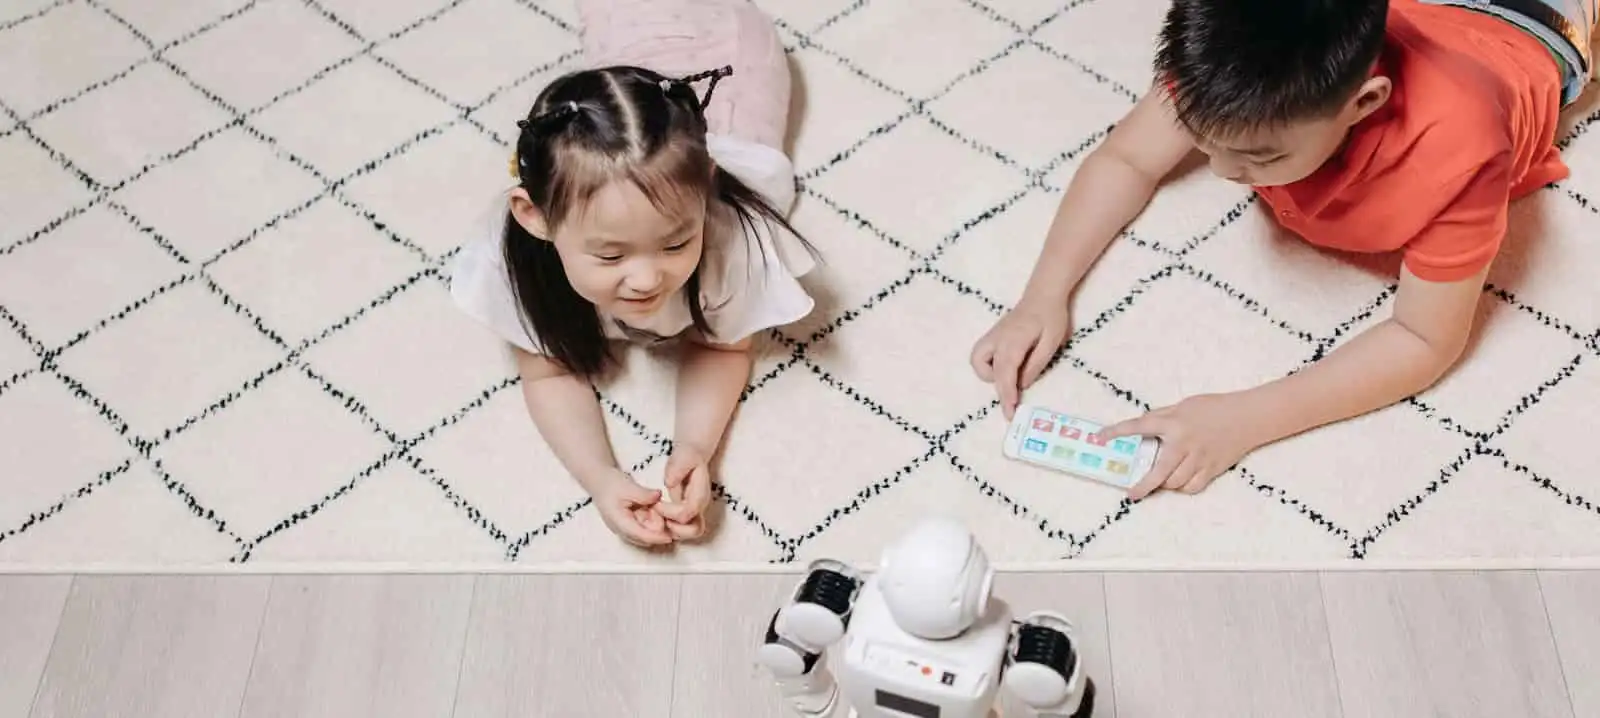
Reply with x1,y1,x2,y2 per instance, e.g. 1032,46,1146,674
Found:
503,100,611,378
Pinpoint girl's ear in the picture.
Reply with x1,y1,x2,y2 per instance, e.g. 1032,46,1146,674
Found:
508,188,552,241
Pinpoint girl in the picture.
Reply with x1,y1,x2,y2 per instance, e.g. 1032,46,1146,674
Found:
449,0,817,547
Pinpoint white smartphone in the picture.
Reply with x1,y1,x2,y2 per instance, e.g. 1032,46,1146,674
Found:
1002,403,1159,489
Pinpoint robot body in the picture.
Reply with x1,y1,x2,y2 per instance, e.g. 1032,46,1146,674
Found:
757,518,1095,718
834,572,1011,717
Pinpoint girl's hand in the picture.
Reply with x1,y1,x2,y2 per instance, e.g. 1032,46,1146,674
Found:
971,298,1073,420
658,445,713,541
1099,393,1264,500
589,469,675,547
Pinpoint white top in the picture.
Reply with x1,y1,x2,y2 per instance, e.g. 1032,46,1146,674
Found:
449,133,816,353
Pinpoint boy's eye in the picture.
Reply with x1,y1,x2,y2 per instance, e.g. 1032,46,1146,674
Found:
596,254,623,262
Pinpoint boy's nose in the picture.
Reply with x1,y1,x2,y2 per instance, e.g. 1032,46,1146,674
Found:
1208,156,1244,182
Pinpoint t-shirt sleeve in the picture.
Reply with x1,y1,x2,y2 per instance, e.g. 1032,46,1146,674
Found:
696,133,817,345
1402,152,1511,283
448,194,545,355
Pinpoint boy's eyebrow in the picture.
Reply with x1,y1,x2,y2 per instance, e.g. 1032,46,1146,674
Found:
1233,145,1285,157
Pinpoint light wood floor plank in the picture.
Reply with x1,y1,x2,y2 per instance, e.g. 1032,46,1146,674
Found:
992,573,1115,718
1538,571,1600,718
0,576,71,717
1321,571,1572,718
671,574,795,718
1104,572,1341,718
237,575,475,718
29,575,271,718
453,574,681,718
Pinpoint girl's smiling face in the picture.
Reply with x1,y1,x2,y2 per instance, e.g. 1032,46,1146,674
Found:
513,178,706,320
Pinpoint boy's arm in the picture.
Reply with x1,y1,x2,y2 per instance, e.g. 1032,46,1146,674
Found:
974,88,1196,417
1105,158,1506,500
1233,261,1486,446
1105,263,1486,500
1018,88,1199,304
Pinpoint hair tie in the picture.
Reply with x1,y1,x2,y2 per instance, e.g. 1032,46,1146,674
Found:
510,101,581,179
521,100,581,135
664,66,734,109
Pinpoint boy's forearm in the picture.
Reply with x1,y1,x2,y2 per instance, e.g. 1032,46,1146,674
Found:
1021,151,1164,308
674,342,754,456
1235,319,1461,447
518,359,618,495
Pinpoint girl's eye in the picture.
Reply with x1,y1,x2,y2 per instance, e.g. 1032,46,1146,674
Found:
596,254,623,262
664,241,690,253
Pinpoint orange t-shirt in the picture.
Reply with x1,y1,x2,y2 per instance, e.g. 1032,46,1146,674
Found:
1253,0,1568,283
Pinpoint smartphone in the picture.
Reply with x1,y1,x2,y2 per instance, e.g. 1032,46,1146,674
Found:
1002,404,1159,489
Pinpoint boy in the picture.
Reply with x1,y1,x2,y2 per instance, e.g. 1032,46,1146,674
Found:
970,0,1596,500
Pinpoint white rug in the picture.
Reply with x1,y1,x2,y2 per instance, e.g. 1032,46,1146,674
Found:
2,0,1598,572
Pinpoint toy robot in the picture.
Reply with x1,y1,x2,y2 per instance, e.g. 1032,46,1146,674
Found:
756,518,1096,718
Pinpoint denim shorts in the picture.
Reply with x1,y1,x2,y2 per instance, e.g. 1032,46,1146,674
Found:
1423,0,1596,105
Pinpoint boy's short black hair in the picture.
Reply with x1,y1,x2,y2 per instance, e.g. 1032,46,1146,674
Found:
1154,0,1389,137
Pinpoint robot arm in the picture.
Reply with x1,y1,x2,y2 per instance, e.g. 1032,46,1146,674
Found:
756,560,864,717
1001,611,1096,718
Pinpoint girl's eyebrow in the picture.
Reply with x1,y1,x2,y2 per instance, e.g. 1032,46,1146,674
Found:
650,216,696,244
582,216,696,250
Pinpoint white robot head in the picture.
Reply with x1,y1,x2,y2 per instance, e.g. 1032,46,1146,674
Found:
876,517,994,640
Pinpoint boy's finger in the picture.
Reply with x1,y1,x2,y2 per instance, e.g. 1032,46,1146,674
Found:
1019,331,1062,388
1100,414,1159,440
1128,449,1186,500
970,339,995,381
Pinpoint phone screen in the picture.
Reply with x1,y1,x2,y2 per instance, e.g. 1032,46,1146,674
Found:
1015,407,1146,488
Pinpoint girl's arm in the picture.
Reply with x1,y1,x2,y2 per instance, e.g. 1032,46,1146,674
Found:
515,349,621,491
673,334,755,458
516,348,674,545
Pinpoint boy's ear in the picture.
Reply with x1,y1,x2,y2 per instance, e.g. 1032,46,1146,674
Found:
1346,76,1392,125
508,188,551,241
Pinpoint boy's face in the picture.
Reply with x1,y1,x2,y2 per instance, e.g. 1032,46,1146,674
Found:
1192,117,1354,187
1190,77,1392,188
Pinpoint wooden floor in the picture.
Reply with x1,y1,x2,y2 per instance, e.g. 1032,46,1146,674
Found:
1,571,1595,718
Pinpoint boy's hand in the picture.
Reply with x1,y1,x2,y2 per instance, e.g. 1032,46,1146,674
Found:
588,469,675,547
1100,393,1263,500
971,299,1072,420
657,444,713,540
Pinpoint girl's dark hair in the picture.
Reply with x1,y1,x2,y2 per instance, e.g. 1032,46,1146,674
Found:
505,64,812,378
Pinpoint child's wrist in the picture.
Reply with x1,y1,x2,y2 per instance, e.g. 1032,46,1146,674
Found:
670,439,715,458
575,464,628,492
1017,285,1072,311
